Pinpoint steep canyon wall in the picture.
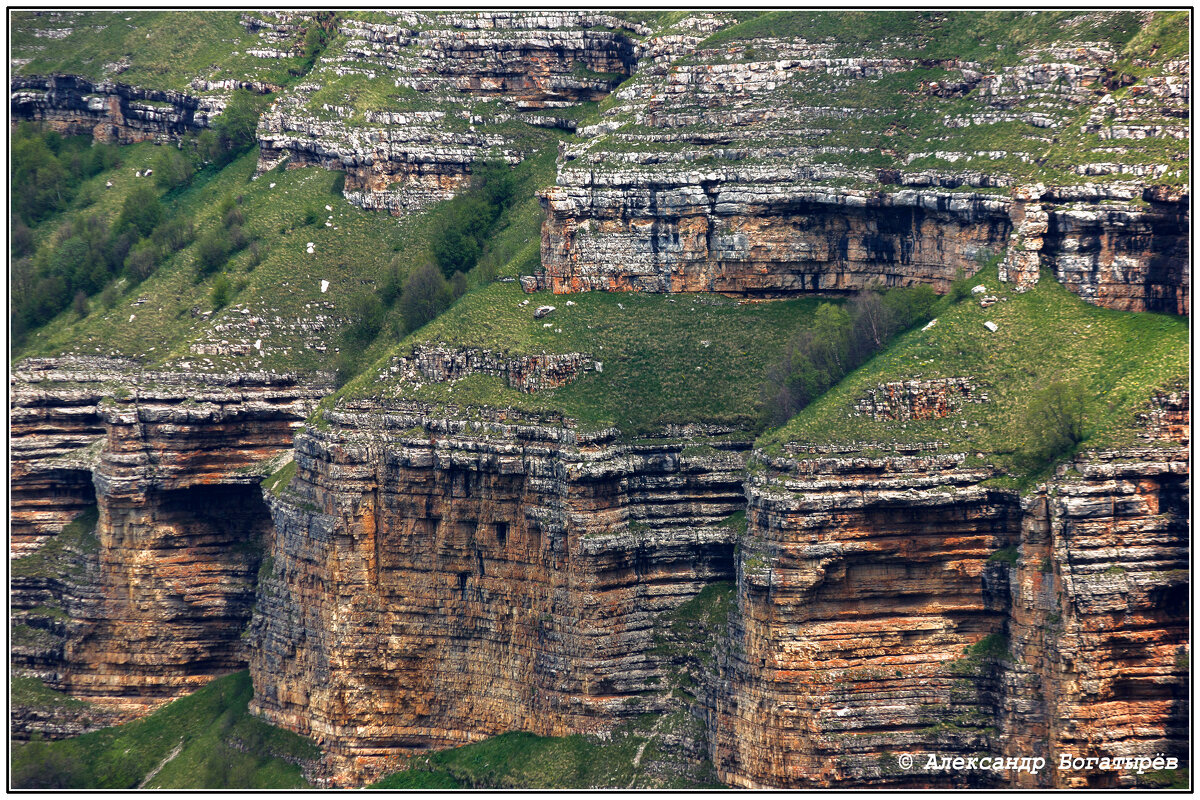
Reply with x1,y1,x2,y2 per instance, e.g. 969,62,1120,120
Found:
248,402,749,783
10,360,325,716
718,441,1189,789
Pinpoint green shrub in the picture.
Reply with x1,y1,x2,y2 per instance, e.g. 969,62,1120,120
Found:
341,292,385,350
115,183,163,238
195,228,231,278
124,238,159,283
949,268,973,302
151,214,194,254
430,161,517,279
210,275,233,310
761,287,937,427
987,546,1019,564
1017,380,1088,471
153,146,194,190
400,262,451,333
213,89,268,159
379,255,406,307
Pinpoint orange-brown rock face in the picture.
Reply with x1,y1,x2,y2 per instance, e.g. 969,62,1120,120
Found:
1002,450,1190,789
717,444,1189,789
541,186,1011,296
713,452,1019,788
9,358,115,556
9,359,325,716
248,402,747,785
1044,194,1190,316
540,179,1190,314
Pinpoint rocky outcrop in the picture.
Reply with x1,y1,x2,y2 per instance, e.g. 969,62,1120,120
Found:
10,75,205,143
716,440,1189,788
1043,191,1190,315
535,17,1188,312
1139,389,1190,445
377,345,600,394
1000,450,1190,789
541,183,1012,295
854,377,985,421
540,173,1188,314
248,401,749,784
256,11,644,214
9,358,116,556
9,359,326,716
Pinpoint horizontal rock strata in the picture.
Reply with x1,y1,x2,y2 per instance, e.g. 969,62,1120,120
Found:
9,358,326,716
378,344,599,393
715,440,1189,788
10,74,205,143
248,401,750,784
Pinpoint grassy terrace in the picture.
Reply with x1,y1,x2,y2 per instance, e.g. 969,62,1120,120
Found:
760,265,1188,479
340,285,829,436
9,10,306,92
10,671,319,790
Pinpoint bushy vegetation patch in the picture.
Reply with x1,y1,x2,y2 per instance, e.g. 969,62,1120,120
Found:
760,286,938,427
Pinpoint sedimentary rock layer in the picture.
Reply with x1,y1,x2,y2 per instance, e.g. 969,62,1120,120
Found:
9,358,118,555
248,401,749,784
10,74,206,143
540,177,1189,314
536,14,1189,312
9,359,326,713
717,442,1189,788
256,11,645,214
541,184,1012,295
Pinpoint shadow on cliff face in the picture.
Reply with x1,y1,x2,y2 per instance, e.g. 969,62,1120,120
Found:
140,483,274,665
62,482,275,707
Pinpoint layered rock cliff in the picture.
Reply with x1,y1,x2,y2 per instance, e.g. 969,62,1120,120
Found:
10,75,206,143
9,10,322,143
7,9,1190,790
248,401,748,784
255,11,655,214
9,359,325,716
536,12,1189,313
715,435,1188,788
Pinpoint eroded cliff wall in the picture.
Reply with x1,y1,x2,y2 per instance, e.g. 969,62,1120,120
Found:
248,402,748,783
536,18,1189,313
10,74,205,143
718,441,1189,788
9,359,325,715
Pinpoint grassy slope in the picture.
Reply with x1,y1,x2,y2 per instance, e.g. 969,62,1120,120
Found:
371,731,650,790
17,147,400,373
371,725,722,790
9,10,305,92
760,265,1188,478
341,285,827,435
9,671,319,790
11,676,92,712
18,127,566,378
702,9,1157,65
